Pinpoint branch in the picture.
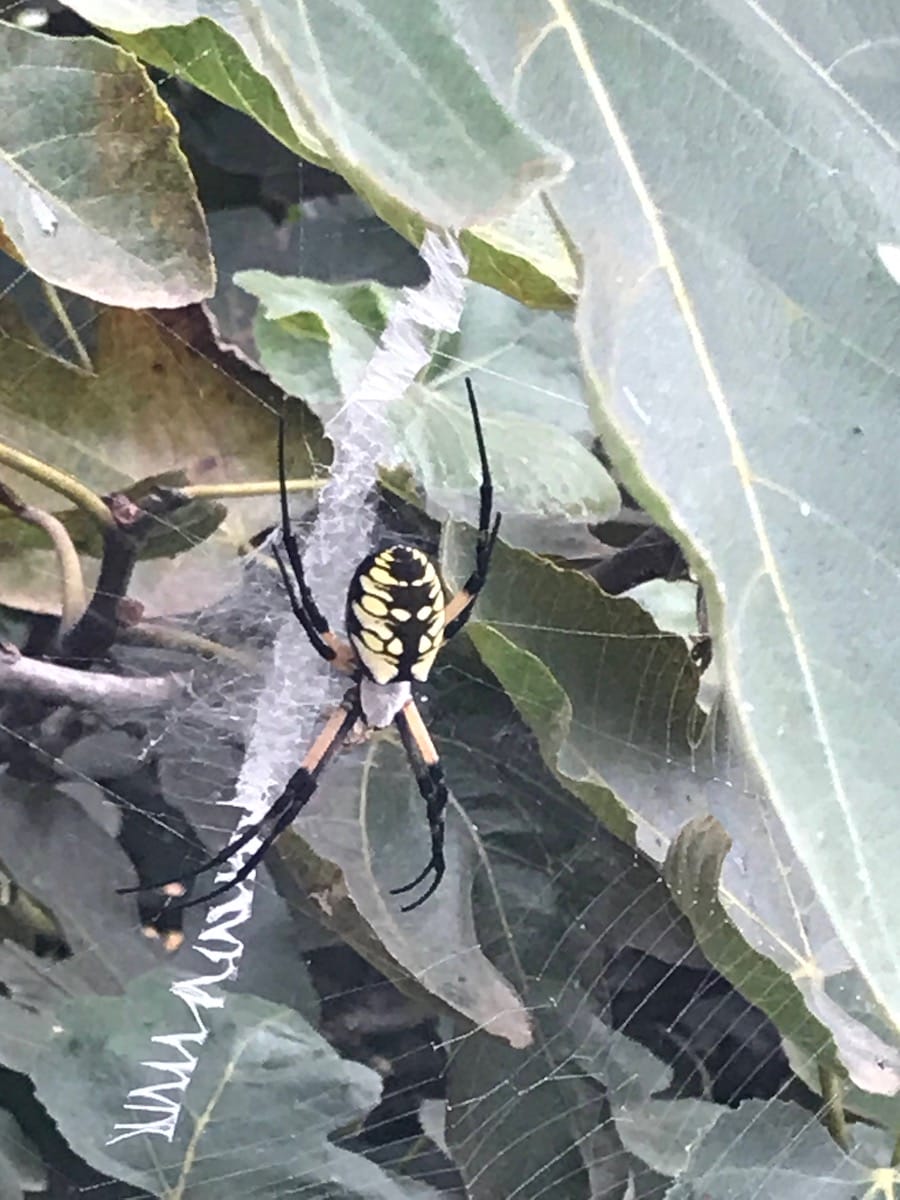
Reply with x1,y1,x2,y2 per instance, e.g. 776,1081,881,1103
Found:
587,525,689,595
60,488,190,663
0,644,190,710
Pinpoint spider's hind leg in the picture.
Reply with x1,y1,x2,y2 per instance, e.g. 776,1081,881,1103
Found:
117,700,360,911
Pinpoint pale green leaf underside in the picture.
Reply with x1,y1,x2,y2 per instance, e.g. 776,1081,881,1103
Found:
464,542,900,1093
445,0,900,1037
0,23,211,306
71,0,574,303
240,271,616,530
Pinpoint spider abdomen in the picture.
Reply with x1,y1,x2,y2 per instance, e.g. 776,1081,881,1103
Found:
346,546,445,686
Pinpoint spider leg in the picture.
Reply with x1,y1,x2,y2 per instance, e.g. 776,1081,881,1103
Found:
443,378,502,641
389,700,449,912
168,795,306,911
118,700,360,910
116,806,277,898
277,413,352,666
273,545,334,663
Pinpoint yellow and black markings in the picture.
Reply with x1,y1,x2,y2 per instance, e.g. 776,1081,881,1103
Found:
346,546,446,684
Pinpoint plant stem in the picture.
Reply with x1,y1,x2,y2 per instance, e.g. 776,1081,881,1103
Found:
0,441,113,530
0,482,86,632
181,478,325,500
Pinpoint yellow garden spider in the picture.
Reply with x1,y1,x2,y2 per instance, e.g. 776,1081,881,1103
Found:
120,380,500,914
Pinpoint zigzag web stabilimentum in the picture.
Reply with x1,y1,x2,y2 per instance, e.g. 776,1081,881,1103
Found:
108,231,469,1145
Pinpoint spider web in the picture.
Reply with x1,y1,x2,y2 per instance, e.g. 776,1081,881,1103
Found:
0,5,893,1200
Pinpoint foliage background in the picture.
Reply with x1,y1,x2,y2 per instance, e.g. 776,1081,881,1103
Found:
0,1,898,1198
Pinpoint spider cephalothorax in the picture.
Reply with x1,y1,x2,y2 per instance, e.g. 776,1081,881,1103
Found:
120,380,499,914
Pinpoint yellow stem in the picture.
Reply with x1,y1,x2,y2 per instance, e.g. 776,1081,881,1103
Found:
118,622,258,668
0,481,87,632
0,441,112,530
20,507,85,632
181,478,325,500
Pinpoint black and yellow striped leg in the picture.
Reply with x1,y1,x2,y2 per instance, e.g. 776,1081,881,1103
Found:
118,700,360,910
390,701,449,911
443,378,502,641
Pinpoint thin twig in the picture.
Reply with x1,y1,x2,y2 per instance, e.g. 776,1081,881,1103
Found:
117,622,258,669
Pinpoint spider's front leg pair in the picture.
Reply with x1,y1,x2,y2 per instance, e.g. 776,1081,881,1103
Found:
271,416,356,674
442,377,502,642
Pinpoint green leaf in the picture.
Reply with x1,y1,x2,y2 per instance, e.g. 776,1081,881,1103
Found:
447,1030,628,1200
0,1110,45,1200
445,975,676,1198
462,540,900,1093
666,1099,868,1200
238,270,394,406
71,1,573,304
394,382,617,532
664,816,838,1078
519,975,724,1182
241,273,616,534
0,303,323,617
0,24,211,306
0,781,162,991
0,991,57,1077
524,974,723,1178
429,283,592,443
446,2,900,1033
285,733,533,1052
613,1097,721,1180
30,976,431,1199
784,973,900,1132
